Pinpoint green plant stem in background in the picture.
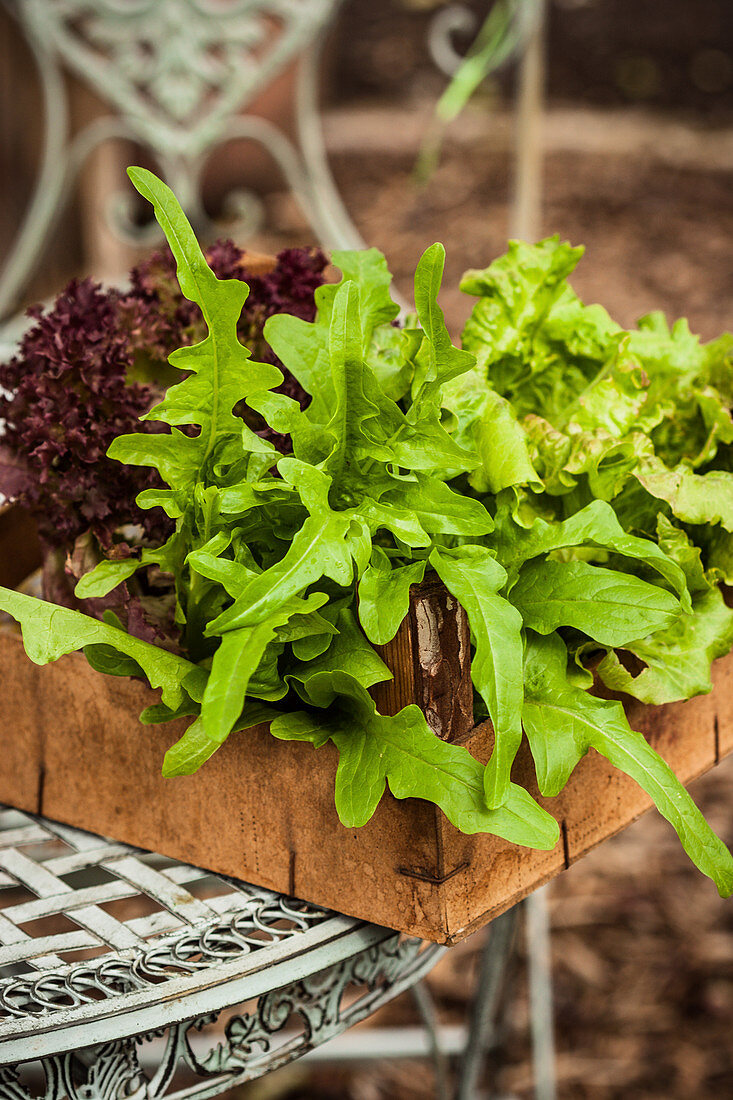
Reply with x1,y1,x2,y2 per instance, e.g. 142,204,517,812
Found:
415,0,533,183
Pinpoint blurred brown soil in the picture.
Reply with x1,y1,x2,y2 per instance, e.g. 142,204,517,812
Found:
260,106,733,346
325,113,733,343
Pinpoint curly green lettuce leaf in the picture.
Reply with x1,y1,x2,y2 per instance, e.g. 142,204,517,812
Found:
565,429,653,502
358,547,427,646
635,454,733,532
108,169,282,491
626,314,733,468
469,389,540,494
522,631,733,897
461,237,619,421
271,673,558,847
0,586,205,712
429,545,523,809
461,237,586,372
523,416,651,502
561,340,665,438
511,558,682,647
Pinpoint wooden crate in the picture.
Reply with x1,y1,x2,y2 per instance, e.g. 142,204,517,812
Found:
0,509,730,945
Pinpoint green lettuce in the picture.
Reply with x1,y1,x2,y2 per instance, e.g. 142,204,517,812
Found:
1,185,731,894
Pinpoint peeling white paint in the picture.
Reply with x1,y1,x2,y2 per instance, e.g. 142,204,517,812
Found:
415,599,442,676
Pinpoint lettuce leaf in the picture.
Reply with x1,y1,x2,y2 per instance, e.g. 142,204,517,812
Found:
523,632,733,897
0,586,206,712
429,545,523,808
271,674,558,847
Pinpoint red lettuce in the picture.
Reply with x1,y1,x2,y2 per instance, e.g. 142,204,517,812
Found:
0,242,327,550
0,278,167,549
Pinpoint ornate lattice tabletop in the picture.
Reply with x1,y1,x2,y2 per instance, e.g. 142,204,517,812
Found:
0,805,444,1098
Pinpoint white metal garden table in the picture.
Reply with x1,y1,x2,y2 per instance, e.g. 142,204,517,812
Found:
0,804,446,1096
0,804,554,1100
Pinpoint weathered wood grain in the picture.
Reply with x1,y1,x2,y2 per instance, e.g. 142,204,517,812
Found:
374,576,473,741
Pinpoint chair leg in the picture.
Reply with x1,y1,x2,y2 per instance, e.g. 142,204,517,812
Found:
410,980,453,1100
455,906,518,1100
525,887,556,1100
